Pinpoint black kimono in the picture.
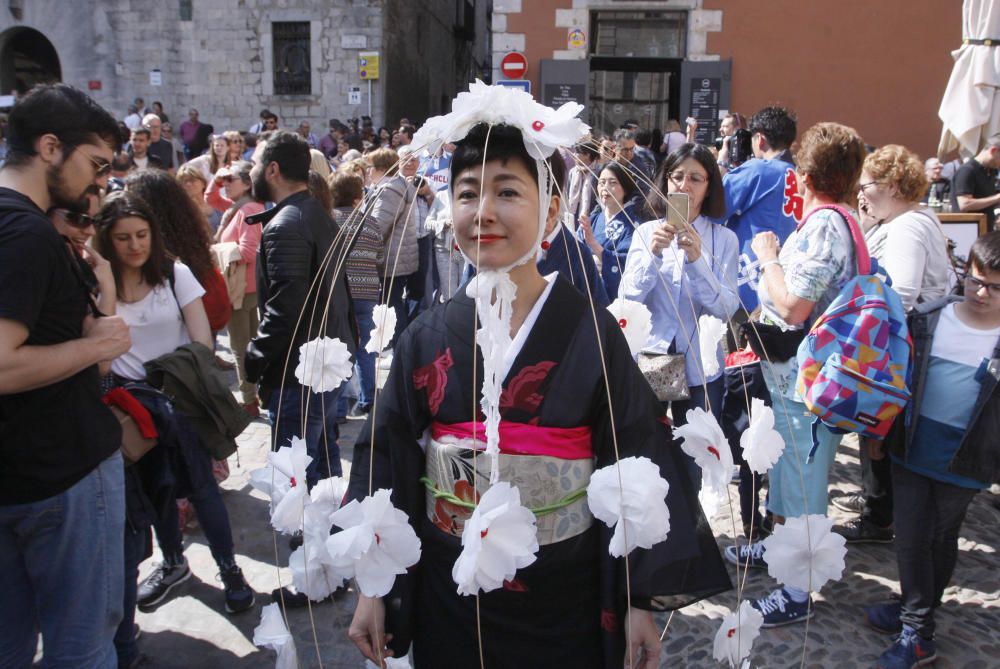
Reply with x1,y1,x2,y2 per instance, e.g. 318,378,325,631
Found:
348,274,730,668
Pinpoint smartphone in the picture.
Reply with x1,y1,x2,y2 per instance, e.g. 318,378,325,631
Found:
665,192,690,232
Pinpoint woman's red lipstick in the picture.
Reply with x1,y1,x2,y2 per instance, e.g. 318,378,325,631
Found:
476,234,503,244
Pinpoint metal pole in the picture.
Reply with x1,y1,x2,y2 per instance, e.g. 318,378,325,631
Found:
368,80,372,120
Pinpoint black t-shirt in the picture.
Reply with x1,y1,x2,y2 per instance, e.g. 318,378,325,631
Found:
951,159,998,229
147,138,174,169
0,189,121,504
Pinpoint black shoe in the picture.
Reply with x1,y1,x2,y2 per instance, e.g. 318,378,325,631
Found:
347,403,371,421
832,492,865,514
271,586,312,609
137,558,191,611
220,564,255,614
288,532,304,551
833,517,894,544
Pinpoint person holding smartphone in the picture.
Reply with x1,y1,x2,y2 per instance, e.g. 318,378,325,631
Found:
620,143,739,425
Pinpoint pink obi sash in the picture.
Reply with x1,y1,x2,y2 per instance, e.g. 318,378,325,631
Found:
430,421,593,460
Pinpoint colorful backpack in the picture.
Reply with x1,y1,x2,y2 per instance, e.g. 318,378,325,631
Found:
795,205,912,460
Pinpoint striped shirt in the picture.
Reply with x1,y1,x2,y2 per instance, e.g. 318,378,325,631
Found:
334,207,383,302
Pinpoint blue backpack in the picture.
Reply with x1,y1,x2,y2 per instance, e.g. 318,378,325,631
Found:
794,205,913,459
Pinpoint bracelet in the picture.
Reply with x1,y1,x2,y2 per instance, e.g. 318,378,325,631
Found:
759,259,780,271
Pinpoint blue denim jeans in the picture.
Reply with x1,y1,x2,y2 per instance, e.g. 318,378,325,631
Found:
115,521,148,668
0,452,125,668
268,382,344,487
354,299,377,409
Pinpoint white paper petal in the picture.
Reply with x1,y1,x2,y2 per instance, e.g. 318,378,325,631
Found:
712,600,763,668
740,398,786,475
385,658,413,669
452,482,539,595
253,603,299,669
587,456,671,557
289,541,344,602
365,304,398,355
698,314,726,377
606,297,653,357
763,514,847,593
294,336,353,393
325,490,422,597
249,437,312,534
674,408,734,496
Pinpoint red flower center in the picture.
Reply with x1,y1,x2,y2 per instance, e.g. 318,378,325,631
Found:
480,528,489,539
618,318,628,328
707,446,721,461
540,240,550,250
726,627,736,638
531,120,545,131
289,477,297,487
375,533,381,545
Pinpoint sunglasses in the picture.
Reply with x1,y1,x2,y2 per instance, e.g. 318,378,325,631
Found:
84,153,112,178
56,209,95,229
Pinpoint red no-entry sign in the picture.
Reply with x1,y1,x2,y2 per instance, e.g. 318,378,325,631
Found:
500,52,528,80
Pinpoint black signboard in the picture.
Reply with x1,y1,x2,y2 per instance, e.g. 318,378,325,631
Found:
689,77,721,145
543,83,586,109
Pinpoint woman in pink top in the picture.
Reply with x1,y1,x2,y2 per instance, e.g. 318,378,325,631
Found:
206,159,265,414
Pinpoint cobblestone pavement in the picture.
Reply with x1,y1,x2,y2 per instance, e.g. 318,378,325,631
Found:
131,349,1000,668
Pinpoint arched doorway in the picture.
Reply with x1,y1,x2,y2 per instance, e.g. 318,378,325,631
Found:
0,27,61,96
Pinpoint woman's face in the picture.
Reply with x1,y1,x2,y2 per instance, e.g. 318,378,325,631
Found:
224,175,249,200
212,138,229,159
180,177,206,204
50,209,96,252
337,139,349,155
110,216,152,270
597,167,626,215
666,157,710,219
452,157,550,270
380,128,390,142
857,169,896,221
228,137,244,159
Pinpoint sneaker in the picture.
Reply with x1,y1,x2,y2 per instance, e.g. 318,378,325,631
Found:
751,588,814,627
833,517,894,544
220,564,255,614
347,403,371,421
724,541,768,569
743,522,771,541
832,492,865,514
865,601,903,635
137,558,191,611
877,627,937,668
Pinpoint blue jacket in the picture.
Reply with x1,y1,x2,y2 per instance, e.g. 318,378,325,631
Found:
584,198,642,299
539,224,610,307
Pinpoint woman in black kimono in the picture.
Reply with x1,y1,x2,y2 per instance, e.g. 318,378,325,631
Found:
346,121,729,668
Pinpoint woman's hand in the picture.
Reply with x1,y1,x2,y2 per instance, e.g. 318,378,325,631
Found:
579,216,602,255
649,222,675,256
677,224,703,263
626,607,662,669
83,246,115,293
750,231,780,263
348,595,394,667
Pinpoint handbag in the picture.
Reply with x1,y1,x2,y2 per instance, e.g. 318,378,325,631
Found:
109,405,157,465
740,321,805,363
637,352,690,402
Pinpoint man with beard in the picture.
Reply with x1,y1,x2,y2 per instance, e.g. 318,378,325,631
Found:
0,84,131,667
245,131,357,488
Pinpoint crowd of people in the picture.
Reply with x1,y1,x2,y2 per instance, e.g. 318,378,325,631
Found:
1,81,998,669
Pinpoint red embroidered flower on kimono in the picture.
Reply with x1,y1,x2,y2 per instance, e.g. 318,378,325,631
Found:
413,348,454,415
600,608,618,632
782,168,804,223
499,361,557,416
432,479,478,535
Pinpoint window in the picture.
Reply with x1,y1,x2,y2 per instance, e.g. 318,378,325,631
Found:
273,21,311,95
179,0,192,21
591,11,686,58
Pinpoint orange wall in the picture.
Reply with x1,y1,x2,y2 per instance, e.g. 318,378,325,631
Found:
705,0,962,159
506,0,570,87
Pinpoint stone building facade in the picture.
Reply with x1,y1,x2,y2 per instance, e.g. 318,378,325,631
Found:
0,0,490,133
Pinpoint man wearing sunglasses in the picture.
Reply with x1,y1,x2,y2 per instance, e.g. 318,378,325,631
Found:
0,84,131,668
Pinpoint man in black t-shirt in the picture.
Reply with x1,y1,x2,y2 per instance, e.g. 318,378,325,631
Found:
951,139,1000,229
142,113,175,171
0,84,131,666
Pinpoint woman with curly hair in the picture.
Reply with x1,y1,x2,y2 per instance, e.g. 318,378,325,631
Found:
125,169,231,334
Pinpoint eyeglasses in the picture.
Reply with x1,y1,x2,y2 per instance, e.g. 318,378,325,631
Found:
965,275,1000,296
224,175,245,183
55,209,95,229
617,146,635,155
85,153,112,178
596,178,621,188
858,181,882,194
668,171,708,186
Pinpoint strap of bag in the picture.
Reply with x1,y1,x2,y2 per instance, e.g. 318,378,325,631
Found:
797,204,871,275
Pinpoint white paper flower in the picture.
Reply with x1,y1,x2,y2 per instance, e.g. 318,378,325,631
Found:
325,489,422,597
287,477,350,601
294,336,353,393
253,603,299,669
385,658,413,669
412,80,589,160
712,600,763,668
763,514,847,593
249,437,312,535
365,304,398,355
740,398,786,475
675,408,734,496
607,297,653,357
698,314,727,377
452,482,539,595
587,456,671,557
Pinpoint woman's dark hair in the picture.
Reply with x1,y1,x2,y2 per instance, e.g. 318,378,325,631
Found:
450,123,565,195
93,191,172,296
598,160,640,208
647,143,726,220
970,230,1000,274
125,169,215,281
